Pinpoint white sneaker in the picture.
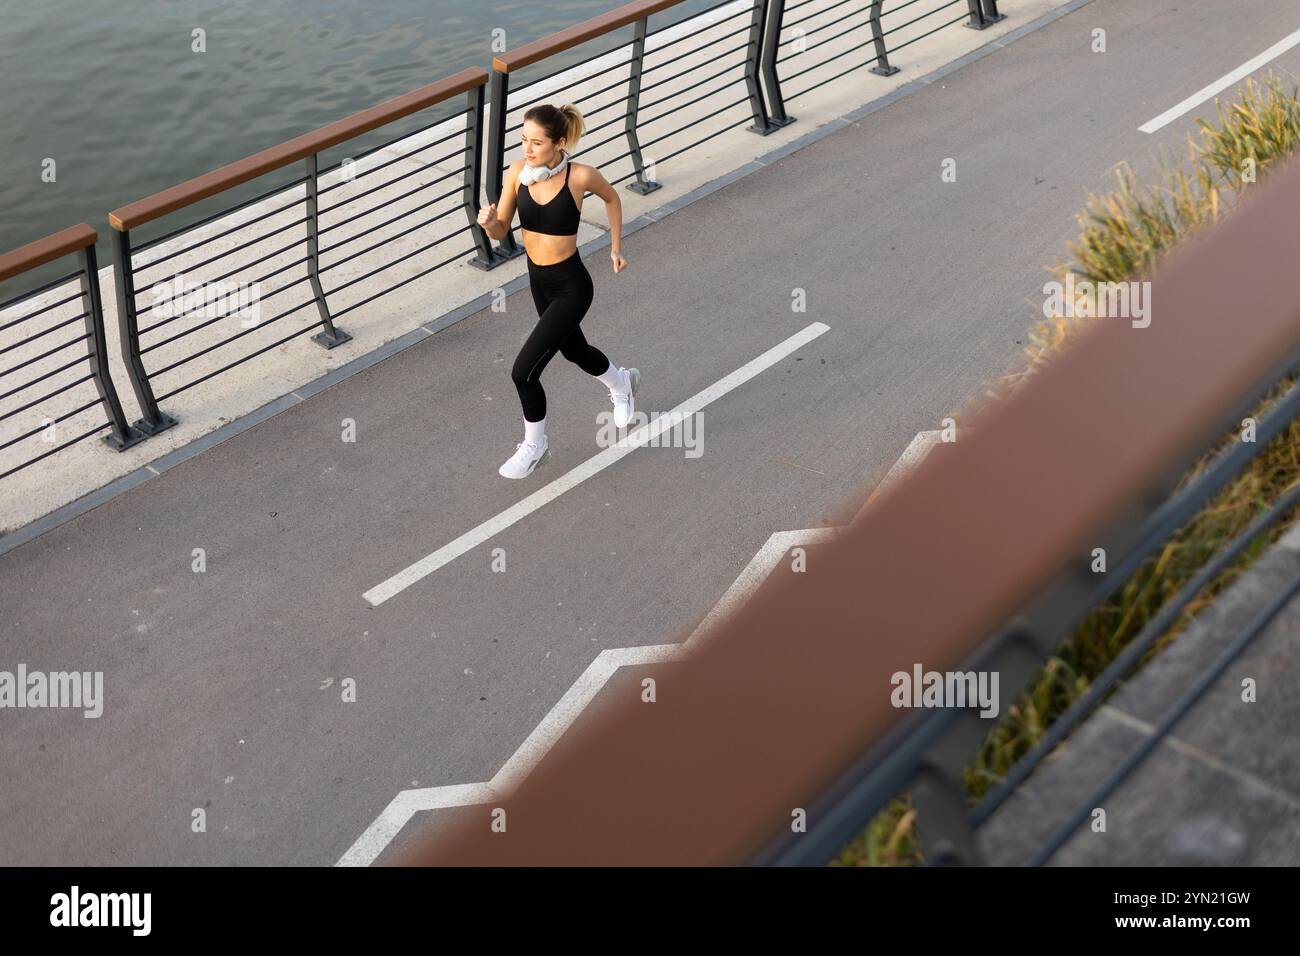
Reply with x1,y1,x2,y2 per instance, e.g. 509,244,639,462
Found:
610,366,640,428
498,437,550,479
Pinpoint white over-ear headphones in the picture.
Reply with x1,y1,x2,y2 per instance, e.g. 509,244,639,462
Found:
519,149,569,186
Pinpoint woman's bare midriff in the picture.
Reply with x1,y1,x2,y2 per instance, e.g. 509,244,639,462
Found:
522,230,579,265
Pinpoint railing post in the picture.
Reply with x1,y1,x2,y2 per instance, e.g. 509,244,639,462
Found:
911,760,986,866
484,68,523,262
463,80,506,271
964,0,1004,30
109,227,177,437
625,17,662,194
868,0,900,76
759,0,795,128
304,153,351,349
78,242,144,451
742,0,777,135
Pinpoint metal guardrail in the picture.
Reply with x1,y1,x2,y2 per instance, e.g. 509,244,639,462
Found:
481,0,773,263
105,69,490,433
0,224,144,481
397,149,1300,866
481,0,1000,260
765,0,1004,120
6,1,1002,466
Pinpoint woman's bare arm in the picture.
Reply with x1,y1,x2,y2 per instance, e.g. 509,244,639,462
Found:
577,163,627,272
477,159,523,241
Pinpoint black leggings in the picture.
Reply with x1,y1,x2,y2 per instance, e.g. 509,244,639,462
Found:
512,249,611,422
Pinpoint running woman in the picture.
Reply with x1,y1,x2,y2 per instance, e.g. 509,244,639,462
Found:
476,102,640,479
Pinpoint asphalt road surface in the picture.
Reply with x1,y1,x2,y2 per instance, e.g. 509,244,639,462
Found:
3,0,1299,864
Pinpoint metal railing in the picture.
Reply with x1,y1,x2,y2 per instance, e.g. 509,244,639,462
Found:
765,0,1003,120
399,149,1300,866
0,225,143,482
9,1,1011,467
105,69,490,431
478,0,1003,257
480,0,776,263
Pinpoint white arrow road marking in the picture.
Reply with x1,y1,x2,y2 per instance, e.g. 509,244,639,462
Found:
338,423,943,866
848,428,942,529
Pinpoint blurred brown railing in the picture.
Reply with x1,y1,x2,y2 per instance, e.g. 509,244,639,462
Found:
402,149,1300,866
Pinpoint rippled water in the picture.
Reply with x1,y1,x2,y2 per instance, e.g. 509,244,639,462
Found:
0,0,720,284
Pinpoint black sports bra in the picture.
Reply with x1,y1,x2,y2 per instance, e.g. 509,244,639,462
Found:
517,161,580,237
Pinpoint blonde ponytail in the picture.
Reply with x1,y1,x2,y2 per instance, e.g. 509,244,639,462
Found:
559,103,585,153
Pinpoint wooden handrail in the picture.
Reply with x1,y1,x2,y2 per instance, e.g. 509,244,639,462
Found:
108,68,489,232
0,223,96,284
492,0,681,74
401,153,1300,865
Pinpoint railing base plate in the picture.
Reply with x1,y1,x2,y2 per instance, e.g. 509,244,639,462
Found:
748,116,797,136
965,13,1006,30
627,179,663,195
131,412,178,438
870,65,901,77
101,425,149,452
467,244,524,271
312,328,353,349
